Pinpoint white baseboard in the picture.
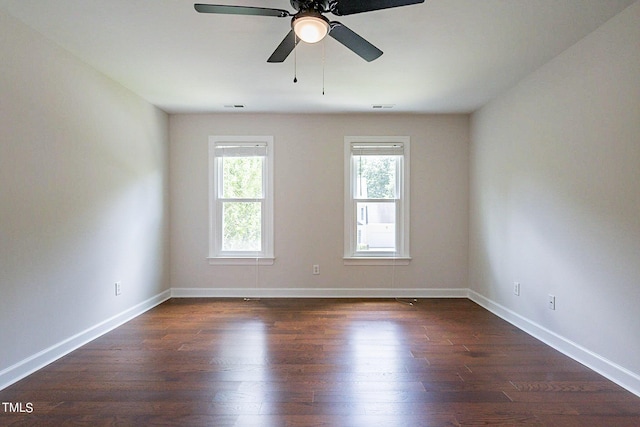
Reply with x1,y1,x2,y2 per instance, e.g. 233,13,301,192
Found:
0,289,171,391
170,287,469,299
468,289,640,398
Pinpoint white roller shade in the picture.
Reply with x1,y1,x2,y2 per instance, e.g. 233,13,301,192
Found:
214,142,267,157
351,142,404,156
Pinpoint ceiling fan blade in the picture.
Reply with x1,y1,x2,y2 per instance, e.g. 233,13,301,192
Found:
267,30,300,63
329,22,382,62
332,0,424,16
194,4,290,18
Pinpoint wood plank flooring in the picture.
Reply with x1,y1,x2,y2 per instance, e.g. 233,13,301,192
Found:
1,298,639,426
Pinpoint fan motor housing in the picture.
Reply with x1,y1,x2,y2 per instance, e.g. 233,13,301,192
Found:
290,0,330,12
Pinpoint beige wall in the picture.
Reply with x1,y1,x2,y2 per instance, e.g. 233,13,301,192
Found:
170,113,469,295
470,1,640,390
0,9,170,379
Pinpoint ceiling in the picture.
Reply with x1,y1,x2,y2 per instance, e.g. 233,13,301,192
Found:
1,0,635,114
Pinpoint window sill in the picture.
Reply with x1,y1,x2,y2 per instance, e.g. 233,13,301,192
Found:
207,257,275,266
343,257,411,266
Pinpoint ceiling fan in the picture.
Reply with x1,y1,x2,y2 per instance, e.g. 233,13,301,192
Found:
194,0,425,63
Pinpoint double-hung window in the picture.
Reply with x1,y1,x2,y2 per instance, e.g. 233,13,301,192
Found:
208,136,274,265
344,136,410,265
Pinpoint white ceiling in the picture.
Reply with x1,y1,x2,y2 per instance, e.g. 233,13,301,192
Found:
1,0,635,114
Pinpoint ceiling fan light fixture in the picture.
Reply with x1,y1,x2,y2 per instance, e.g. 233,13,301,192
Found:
292,13,329,43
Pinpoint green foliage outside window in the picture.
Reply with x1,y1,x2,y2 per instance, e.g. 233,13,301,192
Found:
356,155,397,199
220,156,263,251
222,157,263,198
222,202,261,251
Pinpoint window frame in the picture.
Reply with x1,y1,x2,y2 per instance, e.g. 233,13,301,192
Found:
208,136,274,265
344,136,411,265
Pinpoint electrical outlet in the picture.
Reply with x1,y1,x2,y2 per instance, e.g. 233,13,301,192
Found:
312,265,320,275
513,282,520,296
115,281,122,296
548,294,556,310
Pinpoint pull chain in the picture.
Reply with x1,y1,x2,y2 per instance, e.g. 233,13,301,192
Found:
322,38,325,95
293,34,298,83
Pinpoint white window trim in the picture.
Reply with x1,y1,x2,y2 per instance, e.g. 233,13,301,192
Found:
208,136,274,265
344,136,411,265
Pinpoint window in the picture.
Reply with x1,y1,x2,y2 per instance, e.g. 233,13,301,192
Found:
344,136,410,265
208,136,274,264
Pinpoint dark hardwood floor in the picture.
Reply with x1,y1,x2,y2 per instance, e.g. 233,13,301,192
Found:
1,298,639,426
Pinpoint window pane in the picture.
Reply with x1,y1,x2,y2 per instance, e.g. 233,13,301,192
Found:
354,155,397,199
356,202,396,252
222,202,261,251
221,157,263,199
